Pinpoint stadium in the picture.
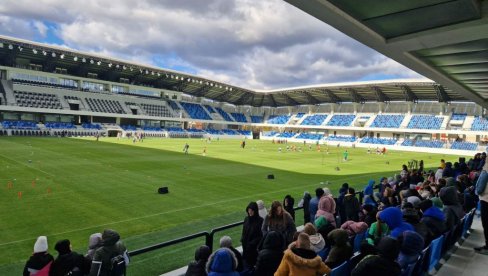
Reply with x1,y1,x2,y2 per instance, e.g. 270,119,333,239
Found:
1,1,488,276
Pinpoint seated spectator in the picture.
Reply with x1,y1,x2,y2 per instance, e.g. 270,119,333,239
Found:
379,207,414,239
344,188,360,221
302,223,325,253
23,236,54,276
206,248,239,276
352,237,401,276
254,231,284,276
275,233,331,276
241,202,263,268
367,212,389,245
316,194,337,227
283,195,295,221
349,241,377,270
49,239,87,276
314,216,336,245
89,229,129,276
361,204,377,226
85,233,102,261
382,187,398,207
219,236,243,272
340,221,368,238
419,199,446,239
185,245,211,276
257,200,268,220
439,186,465,229
402,203,432,244
262,201,296,246
324,229,353,269
397,231,424,272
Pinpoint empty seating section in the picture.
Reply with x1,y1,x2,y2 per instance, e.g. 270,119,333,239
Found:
45,122,75,129
262,131,278,137
204,105,216,113
14,91,62,109
12,78,77,90
407,115,443,129
167,100,180,111
296,133,323,140
326,135,357,142
65,95,81,101
451,113,467,121
82,123,102,130
2,120,38,129
167,127,185,133
471,117,488,131
301,114,328,125
360,137,397,145
143,126,163,131
220,129,238,135
401,139,415,147
295,112,305,118
402,139,445,148
277,132,295,138
250,116,263,123
187,128,205,133
230,112,247,123
121,125,137,131
140,103,172,117
85,98,125,114
370,115,404,128
267,115,290,124
236,130,252,135
326,115,355,126
215,107,234,122
180,102,212,120
451,141,477,151
205,129,221,135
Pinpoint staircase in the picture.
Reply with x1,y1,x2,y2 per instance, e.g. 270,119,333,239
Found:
1,80,16,105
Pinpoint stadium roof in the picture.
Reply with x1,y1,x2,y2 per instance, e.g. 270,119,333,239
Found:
284,0,488,109
0,34,475,107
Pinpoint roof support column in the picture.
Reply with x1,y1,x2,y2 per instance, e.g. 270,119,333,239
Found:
378,102,385,114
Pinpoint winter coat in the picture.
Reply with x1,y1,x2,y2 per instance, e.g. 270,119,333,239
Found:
257,200,268,220
241,202,263,267
343,194,360,221
262,212,297,246
402,208,433,245
49,251,87,276
397,231,424,270
309,196,320,223
89,230,129,276
274,248,331,276
85,233,102,261
206,248,239,276
421,206,446,238
352,255,401,276
283,195,295,221
324,229,353,269
185,245,211,276
254,231,284,276
298,192,312,224
314,216,336,245
341,221,368,237
364,180,375,197
379,207,414,239
315,195,336,227
23,252,54,276
440,186,465,229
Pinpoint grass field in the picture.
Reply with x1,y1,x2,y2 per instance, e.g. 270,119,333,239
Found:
0,137,463,275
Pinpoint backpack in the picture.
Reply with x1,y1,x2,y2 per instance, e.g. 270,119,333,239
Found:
109,254,126,276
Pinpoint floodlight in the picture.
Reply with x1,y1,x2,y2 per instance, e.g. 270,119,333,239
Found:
115,64,120,69
90,59,94,64
82,57,86,62
8,44,13,50
51,52,56,57
0,43,3,48
108,63,112,67
32,49,38,54
18,46,23,51
122,65,126,70
73,56,78,61
43,51,47,56
60,54,64,59
97,61,101,66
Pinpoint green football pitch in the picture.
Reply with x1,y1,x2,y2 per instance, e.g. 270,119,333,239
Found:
0,137,464,275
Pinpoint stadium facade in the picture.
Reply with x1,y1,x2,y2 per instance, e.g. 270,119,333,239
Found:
0,35,486,155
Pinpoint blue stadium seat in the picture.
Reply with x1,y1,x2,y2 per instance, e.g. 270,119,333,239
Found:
267,115,291,124
370,114,404,128
230,112,247,123
327,115,355,126
215,108,234,122
330,261,350,276
451,141,478,151
325,135,357,142
428,235,444,273
180,102,212,120
360,137,397,145
407,115,443,129
250,116,263,123
295,133,323,140
471,116,488,130
301,114,328,126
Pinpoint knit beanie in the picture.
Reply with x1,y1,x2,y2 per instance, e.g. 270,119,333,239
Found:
401,231,424,256
431,197,444,210
55,239,71,255
34,236,48,253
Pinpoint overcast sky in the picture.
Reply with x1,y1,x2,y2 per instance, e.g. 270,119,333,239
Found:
0,0,425,89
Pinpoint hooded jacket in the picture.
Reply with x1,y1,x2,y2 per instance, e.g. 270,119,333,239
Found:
324,229,353,269
185,245,211,276
343,194,360,221
283,195,295,221
440,186,465,229
274,247,331,276
86,233,102,261
254,231,284,276
341,221,368,237
257,200,268,220
89,229,129,276
309,233,326,253
23,252,54,276
241,202,263,266
315,196,336,227
352,237,401,276
206,248,239,276
49,250,87,276
299,192,312,224
364,180,375,197
421,206,446,238
379,207,414,239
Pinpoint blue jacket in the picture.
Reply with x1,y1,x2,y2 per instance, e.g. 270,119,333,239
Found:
379,207,414,239
421,206,446,238
207,249,239,276
309,196,320,223
364,180,375,196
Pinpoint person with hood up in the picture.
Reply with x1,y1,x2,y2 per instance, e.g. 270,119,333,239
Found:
89,229,129,276
363,180,377,207
309,188,325,223
254,231,284,276
283,195,295,221
344,188,360,221
341,221,368,238
439,186,465,230
379,207,414,239
262,201,296,246
351,236,401,276
397,231,424,271
206,248,239,276
338,183,349,225
85,233,102,261
256,200,268,220
419,199,446,239
302,223,325,253
315,194,337,227
240,202,263,267
324,229,353,269
274,233,331,276
23,236,54,276
185,245,211,276
314,216,335,245
402,203,432,245
49,239,87,276
219,236,243,272
298,191,312,224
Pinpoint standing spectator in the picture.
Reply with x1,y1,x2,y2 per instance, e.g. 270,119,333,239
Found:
309,188,324,222
298,191,312,224
254,231,284,276
475,156,488,253
262,201,296,246
219,236,243,272
344,188,360,221
185,245,211,276
315,194,337,227
283,195,295,221
89,229,129,276
206,248,239,276
324,229,353,269
439,186,465,230
256,200,268,220
240,202,263,268
49,239,87,276
275,233,331,276
85,233,102,261
338,183,349,224
352,237,401,276
23,236,54,276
